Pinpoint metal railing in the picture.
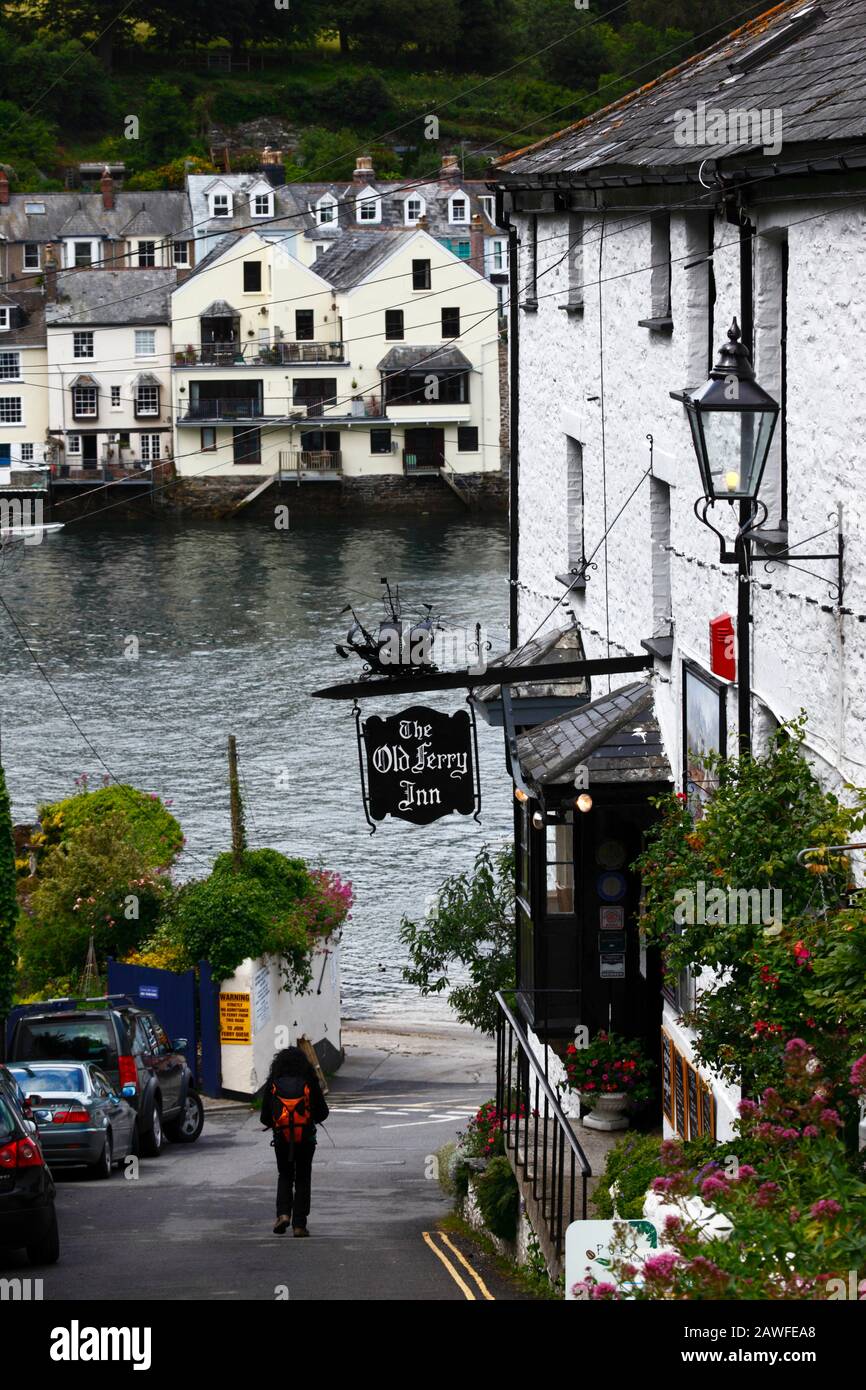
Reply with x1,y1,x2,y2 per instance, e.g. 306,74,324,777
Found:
278,450,342,476
403,449,443,473
175,340,345,366
495,990,592,1264
183,398,263,420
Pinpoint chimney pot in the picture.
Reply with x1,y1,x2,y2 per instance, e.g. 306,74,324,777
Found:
43,243,59,301
100,166,114,210
440,153,461,184
353,155,376,186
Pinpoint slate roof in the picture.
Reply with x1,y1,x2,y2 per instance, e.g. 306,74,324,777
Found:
45,270,176,326
0,191,191,243
377,344,474,373
474,621,591,704
495,0,866,185
515,681,671,788
311,231,409,290
0,290,45,347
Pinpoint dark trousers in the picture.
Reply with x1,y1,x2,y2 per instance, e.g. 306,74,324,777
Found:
274,1137,315,1225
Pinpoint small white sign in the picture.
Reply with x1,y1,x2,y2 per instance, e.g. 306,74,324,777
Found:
253,964,271,1031
565,1219,658,1300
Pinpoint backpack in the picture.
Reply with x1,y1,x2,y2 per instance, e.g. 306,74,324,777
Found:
270,1075,312,1149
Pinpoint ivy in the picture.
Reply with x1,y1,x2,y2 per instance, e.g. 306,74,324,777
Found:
0,765,18,1035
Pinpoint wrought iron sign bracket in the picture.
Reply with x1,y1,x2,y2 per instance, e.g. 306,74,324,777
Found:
352,700,377,835
760,507,845,605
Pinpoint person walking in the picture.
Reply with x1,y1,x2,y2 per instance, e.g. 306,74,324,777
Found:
260,1045,329,1237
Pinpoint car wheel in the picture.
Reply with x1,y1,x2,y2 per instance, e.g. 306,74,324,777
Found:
166,1090,204,1144
26,1205,60,1266
89,1132,113,1179
140,1099,163,1157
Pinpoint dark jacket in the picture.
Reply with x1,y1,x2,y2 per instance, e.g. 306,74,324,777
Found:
260,1048,329,1141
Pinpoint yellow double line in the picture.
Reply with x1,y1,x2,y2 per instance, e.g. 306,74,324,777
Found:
422,1230,495,1300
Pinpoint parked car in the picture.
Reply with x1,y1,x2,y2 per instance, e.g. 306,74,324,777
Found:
7,1061,137,1178
0,1071,59,1265
8,997,204,1157
0,1062,31,1120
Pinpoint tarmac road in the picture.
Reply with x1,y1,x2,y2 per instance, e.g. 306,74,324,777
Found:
1,1024,529,1301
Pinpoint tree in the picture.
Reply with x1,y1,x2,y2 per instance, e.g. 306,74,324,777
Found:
516,1,616,91
38,783,183,870
0,37,115,129
0,767,17,1059
137,79,193,166
0,101,57,183
400,845,515,1034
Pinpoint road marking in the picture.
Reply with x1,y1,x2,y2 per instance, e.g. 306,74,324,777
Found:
381,1115,471,1130
422,1230,476,1300
437,1232,495,1301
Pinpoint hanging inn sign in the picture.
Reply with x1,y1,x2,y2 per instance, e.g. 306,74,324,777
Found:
358,704,480,829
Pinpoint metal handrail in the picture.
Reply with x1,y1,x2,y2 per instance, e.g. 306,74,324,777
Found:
495,990,592,1260
797,841,866,864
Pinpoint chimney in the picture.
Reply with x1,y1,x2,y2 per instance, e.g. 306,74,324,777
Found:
440,153,461,184
100,166,114,210
470,213,485,275
43,243,58,301
260,147,285,188
352,155,376,186
0,168,9,206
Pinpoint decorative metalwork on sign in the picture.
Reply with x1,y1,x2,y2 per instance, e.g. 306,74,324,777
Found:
354,701,481,832
336,577,439,679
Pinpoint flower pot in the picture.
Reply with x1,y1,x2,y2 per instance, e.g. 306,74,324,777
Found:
581,1091,630,1132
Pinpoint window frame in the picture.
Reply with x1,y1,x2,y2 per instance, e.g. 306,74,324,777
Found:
211,192,231,219
448,194,469,224
457,425,478,453
0,396,23,424
0,351,21,381
71,384,98,419
385,309,404,341
200,426,217,452
412,259,431,291
23,243,40,271
73,331,94,360
172,240,190,268
136,240,156,269
251,192,273,218
370,428,392,455
134,329,156,359
441,307,460,339
404,196,424,225
134,384,160,418
243,261,263,294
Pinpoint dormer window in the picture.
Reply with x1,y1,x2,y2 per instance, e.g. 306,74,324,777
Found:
404,195,425,226
479,195,495,222
251,191,273,218
316,195,337,226
356,190,381,224
449,194,469,224
211,192,232,218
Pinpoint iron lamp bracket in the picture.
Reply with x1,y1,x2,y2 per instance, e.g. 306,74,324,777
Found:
693,496,768,565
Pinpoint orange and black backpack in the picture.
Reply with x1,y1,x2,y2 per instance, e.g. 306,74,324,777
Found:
270,1074,312,1150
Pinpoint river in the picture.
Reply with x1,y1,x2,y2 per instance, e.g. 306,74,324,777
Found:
0,514,513,1023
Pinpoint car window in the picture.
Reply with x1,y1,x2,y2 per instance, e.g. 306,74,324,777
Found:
134,1016,156,1056
9,1065,86,1094
148,1016,171,1055
14,1017,117,1068
0,1095,17,1142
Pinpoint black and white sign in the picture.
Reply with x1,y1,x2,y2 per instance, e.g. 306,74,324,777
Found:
361,704,478,825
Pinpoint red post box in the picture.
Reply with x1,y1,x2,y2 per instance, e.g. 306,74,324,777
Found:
710,613,736,681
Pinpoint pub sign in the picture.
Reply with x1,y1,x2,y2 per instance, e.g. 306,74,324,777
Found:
357,703,480,828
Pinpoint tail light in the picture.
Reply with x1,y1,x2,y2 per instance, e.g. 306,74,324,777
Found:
52,1109,90,1124
118,1056,137,1091
0,1137,45,1168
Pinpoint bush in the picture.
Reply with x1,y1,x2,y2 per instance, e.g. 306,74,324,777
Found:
592,1131,721,1219
2,39,115,130
0,767,17,1023
475,1155,520,1241
39,783,183,870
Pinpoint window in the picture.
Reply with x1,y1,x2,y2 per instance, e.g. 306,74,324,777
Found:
370,429,392,455
134,329,156,358
356,191,380,223
650,476,672,635
137,241,156,268
299,429,340,454
72,384,97,417
441,307,460,338
24,202,45,214
385,371,468,406
67,434,81,454
412,259,431,291
449,195,468,224
566,436,585,573
135,384,159,417
566,213,584,311
200,427,216,451
457,426,478,452
0,397,22,423
545,816,575,914
252,192,273,217
295,309,314,341
405,196,424,225
489,237,507,273
0,351,20,380
110,385,121,409
523,215,538,309
21,443,34,461
479,195,495,223
172,241,189,267
23,243,40,270
292,379,337,413
140,433,162,462
649,214,672,320
73,241,93,267
0,308,8,332
73,331,94,359
243,261,262,293
233,425,261,466
316,195,336,226
211,193,231,218
385,309,404,341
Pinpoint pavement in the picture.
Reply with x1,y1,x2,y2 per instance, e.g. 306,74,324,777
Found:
1,1021,533,1301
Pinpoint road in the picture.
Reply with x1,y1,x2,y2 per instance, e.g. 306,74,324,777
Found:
2,1024,528,1301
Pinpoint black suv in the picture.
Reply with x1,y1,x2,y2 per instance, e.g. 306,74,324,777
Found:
0,1064,59,1265
8,997,204,1156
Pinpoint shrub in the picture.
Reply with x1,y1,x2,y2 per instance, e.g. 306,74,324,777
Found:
0,767,17,1023
592,1131,721,1219
475,1155,520,1241
563,1031,655,1108
39,783,183,870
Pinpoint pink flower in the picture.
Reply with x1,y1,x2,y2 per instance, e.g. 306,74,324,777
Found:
644,1252,680,1279
809,1199,842,1220
735,1164,757,1180
849,1055,866,1097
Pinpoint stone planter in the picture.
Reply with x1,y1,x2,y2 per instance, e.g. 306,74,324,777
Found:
582,1091,630,1132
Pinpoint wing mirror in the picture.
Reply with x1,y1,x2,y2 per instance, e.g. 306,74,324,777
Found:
173,1038,188,1052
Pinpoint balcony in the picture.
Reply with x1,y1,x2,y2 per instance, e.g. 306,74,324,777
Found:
278,450,342,478
174,339,345,367
181,397,265,421
403,449,443,474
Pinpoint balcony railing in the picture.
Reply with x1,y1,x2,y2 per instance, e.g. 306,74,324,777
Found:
182,398,264,420
174,340,345,366
278,450,342,476
403,449,443,473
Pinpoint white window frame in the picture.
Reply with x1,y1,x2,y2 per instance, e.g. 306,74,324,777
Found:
404,195,425,226
478,195,495,223
448,193,469,224
315,195,337,226
136,240,156,268
489,237,508,273
23,243,40,270
67,433,81,454
0,351,21,380
73,331,94,360
24,202,45,215
0,397,23,424
72,385,97,418
72,240,95,268
251,191,273,218
135,384,159,417
110,385,122,410
172,240,190,267
139,433,162,462
210,192,232,218
356,190,381,224
0,308,8,332
20,442,34,462
134,329,156,359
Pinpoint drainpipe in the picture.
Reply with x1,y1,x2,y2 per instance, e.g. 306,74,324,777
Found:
508,218,519,648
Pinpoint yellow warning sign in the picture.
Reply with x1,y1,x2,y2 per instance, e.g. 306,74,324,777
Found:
219,992,251,1045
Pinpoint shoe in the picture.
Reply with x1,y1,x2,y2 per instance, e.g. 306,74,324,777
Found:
293,1226,310,1238
273,1216,291,1234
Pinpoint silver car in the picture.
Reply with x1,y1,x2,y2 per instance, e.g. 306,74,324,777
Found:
8,1061,138,1178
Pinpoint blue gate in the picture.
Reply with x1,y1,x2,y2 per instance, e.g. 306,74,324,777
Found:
106,959,222,1096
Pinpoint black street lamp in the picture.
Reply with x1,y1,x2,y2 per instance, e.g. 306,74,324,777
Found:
672,317,779,757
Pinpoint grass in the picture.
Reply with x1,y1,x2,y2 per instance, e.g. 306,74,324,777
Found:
438,1211,561,1301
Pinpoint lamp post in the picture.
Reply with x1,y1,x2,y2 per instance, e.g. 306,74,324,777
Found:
672,318,780,756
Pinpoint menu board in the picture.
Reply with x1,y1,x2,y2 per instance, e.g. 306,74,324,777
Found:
674,1052,686,1138
699,1079,715,1138
661,1032,674,1124
686,1064,700,1141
